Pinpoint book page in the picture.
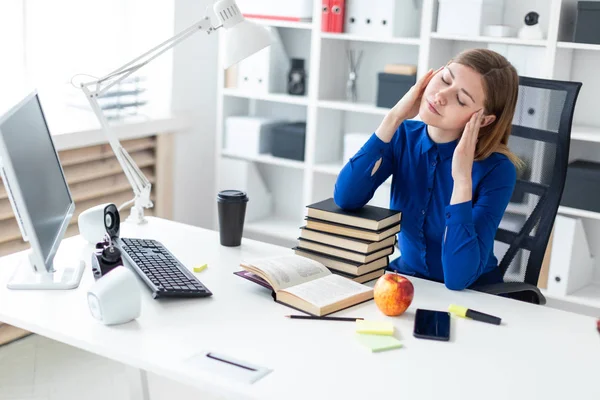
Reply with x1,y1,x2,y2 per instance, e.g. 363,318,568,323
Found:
241,255,331,291
281,274,372,308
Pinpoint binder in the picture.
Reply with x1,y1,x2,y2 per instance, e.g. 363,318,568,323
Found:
547,215,594,297
330,0,345,33
344,0,421,38
321,0,331,32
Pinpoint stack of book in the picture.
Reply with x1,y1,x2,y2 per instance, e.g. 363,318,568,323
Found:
294,198,401,283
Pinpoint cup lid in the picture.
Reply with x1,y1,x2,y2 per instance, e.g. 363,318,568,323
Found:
217,190,248,202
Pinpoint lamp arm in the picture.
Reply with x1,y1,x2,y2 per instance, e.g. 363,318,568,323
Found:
78,17,219,224
89,17,216,96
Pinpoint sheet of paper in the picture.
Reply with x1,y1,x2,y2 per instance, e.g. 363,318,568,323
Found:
184,351,272,384
283,274,372,308
243,255,330,290
356,334,403,353
355,320,395,335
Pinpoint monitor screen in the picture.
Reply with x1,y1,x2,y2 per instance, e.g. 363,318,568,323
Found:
0,93,72,263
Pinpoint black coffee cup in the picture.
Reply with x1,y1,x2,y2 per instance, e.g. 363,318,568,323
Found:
217,190,249,247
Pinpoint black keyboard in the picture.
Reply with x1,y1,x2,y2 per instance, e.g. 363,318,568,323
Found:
118,237,212,299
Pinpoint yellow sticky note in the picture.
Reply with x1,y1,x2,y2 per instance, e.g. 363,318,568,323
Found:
356,334,403,353
355,320,395,336
193,264,208,273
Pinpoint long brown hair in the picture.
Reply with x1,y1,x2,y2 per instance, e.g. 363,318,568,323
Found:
449,49,522,168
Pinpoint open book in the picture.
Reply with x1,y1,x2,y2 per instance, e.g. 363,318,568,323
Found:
237,255,374,317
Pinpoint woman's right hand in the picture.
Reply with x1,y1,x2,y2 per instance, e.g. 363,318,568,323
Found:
376,67,441,143
391,67,441,121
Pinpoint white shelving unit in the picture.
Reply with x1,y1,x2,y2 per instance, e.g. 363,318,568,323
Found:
221,151,305,170
246,17,313,30
430,32,548,47
215,0,600,311
222,88,310,106
321,32,421,46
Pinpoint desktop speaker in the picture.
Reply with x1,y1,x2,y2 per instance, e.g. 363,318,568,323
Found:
78,203,120,243
87,266,141,325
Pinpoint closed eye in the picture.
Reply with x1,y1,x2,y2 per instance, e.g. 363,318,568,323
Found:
442,75,466,106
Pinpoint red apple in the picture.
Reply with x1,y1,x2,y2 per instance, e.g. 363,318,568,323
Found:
373,273,414,316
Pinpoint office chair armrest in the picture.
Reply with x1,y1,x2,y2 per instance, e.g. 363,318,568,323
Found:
473,282,547,305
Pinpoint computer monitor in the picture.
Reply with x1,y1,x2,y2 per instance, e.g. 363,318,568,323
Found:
0,91,84,290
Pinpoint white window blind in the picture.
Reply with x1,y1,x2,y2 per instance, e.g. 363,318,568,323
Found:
1,0,174,118
0,1,26,112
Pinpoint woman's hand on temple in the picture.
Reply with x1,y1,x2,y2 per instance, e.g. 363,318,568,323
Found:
391,67,441,121
376,67,442,143
450,109,483,204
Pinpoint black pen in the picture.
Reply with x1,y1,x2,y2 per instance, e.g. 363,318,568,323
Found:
206,352,257,371
285,315,364,322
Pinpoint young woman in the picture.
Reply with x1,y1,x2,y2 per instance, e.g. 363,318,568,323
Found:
334,49,521,290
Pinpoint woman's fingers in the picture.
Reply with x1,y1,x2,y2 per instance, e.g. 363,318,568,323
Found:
471,110,483,147
460,121,472,148
460,112,478,150
416,69,434,89
415,67,442,93
424,66,443,88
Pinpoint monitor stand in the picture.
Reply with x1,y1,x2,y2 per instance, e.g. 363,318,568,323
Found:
7,251,85,290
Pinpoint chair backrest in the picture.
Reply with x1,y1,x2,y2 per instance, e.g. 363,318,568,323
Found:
494,77,582,286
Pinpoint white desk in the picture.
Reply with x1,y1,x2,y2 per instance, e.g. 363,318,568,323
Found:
0,217,598,400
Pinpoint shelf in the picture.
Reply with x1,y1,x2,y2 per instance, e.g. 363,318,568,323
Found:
313,162,343,175
246,17,313,30
245,215,303,242
318,100,390,115
544,282,600,309
221,151,305,170
320,32,420,46
430,32,547,47
571,125,600,143
557,206,600,221
222,88,310,106
557,41,600,51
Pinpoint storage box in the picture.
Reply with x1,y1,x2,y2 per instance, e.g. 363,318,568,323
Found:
344,0,422,38
236,0,313,21
271,122,306,161
343,133,371,162
224,116,285,156
376,73,416,109
560,160,600,213
573,1,600,45
437,0,504,37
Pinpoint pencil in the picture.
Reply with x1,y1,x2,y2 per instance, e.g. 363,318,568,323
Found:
285,315,364,321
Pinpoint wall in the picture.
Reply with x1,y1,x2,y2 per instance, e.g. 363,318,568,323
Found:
171,0,218,228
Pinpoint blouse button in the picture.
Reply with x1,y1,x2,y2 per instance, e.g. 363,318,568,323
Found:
446,212,451,219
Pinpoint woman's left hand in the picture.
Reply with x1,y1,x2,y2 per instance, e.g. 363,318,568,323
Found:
452,109,483,184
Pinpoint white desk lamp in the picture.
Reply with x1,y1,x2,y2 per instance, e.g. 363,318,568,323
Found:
79,0,271,224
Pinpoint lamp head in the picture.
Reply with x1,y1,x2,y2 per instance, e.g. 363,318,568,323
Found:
213,0,272,69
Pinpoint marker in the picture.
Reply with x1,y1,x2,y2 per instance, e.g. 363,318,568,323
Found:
448,304,501,325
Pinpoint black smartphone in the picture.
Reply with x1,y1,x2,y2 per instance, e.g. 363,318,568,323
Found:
413,309,451,341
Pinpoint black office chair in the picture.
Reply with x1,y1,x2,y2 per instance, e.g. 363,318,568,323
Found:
473,76,582,305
